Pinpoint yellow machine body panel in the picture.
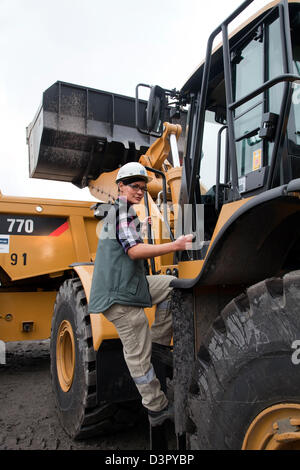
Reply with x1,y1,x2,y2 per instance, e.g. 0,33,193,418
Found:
0,194,100,342
0,194,99,280
0,291,57,342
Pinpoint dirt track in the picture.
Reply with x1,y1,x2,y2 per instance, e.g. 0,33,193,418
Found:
0,340,159,451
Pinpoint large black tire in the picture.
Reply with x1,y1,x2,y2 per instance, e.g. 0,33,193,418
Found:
50,277,140,440
187,270,300,450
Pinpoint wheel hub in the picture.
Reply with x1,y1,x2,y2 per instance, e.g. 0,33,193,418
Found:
242,404,300,450
56,320,75,392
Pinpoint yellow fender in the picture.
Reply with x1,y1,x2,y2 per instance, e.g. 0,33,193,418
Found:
72,264,156,352
72,264,118,351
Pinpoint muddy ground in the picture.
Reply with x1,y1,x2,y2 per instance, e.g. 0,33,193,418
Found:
0,340,175,451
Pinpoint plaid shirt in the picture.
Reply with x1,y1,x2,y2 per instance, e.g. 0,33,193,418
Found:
115,197,144,253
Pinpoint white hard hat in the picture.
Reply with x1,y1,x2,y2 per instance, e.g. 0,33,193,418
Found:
116,162,152,183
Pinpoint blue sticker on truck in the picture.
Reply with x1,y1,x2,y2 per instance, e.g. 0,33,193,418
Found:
0,235,10,253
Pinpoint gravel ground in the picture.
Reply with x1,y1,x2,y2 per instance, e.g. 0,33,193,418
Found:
0,340,175,451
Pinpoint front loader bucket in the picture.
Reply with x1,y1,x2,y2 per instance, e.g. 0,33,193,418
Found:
26,81,186,188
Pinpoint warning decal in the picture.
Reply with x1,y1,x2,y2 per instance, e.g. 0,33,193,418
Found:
0,215,68,236
253,149,262,171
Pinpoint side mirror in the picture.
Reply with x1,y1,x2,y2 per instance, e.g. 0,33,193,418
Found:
146,85,166,134
135,83,166,137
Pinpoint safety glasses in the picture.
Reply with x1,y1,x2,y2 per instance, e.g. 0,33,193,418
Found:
127,183,148,193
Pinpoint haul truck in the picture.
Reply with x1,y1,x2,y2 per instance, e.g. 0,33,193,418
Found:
2,0,300,450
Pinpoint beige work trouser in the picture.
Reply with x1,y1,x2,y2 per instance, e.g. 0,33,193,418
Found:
103,274,176,412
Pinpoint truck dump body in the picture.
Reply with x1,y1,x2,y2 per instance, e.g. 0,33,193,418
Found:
0,192,99,342
0,193,98,283
27,81,186,188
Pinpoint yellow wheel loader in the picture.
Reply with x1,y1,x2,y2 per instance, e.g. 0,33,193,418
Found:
1,0,300,449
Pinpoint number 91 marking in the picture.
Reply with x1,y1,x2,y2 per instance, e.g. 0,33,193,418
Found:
10,253,27,266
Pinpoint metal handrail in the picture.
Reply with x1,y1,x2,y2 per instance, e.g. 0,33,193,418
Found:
145,166,174,242
229,74,300,111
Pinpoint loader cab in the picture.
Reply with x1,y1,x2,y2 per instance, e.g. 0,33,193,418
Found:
179,0,300,247
230,2,300,193
136,0,300,258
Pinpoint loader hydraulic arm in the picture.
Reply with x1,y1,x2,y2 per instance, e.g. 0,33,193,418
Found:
140,122,182,171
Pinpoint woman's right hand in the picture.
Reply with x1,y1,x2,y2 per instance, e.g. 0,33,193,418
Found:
173,234,194,251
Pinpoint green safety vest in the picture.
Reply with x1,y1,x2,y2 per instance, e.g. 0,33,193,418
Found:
88,203,152,314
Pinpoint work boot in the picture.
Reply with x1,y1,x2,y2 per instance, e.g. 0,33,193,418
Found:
148,402,174,427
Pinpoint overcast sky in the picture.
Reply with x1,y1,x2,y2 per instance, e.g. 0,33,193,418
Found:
0,0,267,201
